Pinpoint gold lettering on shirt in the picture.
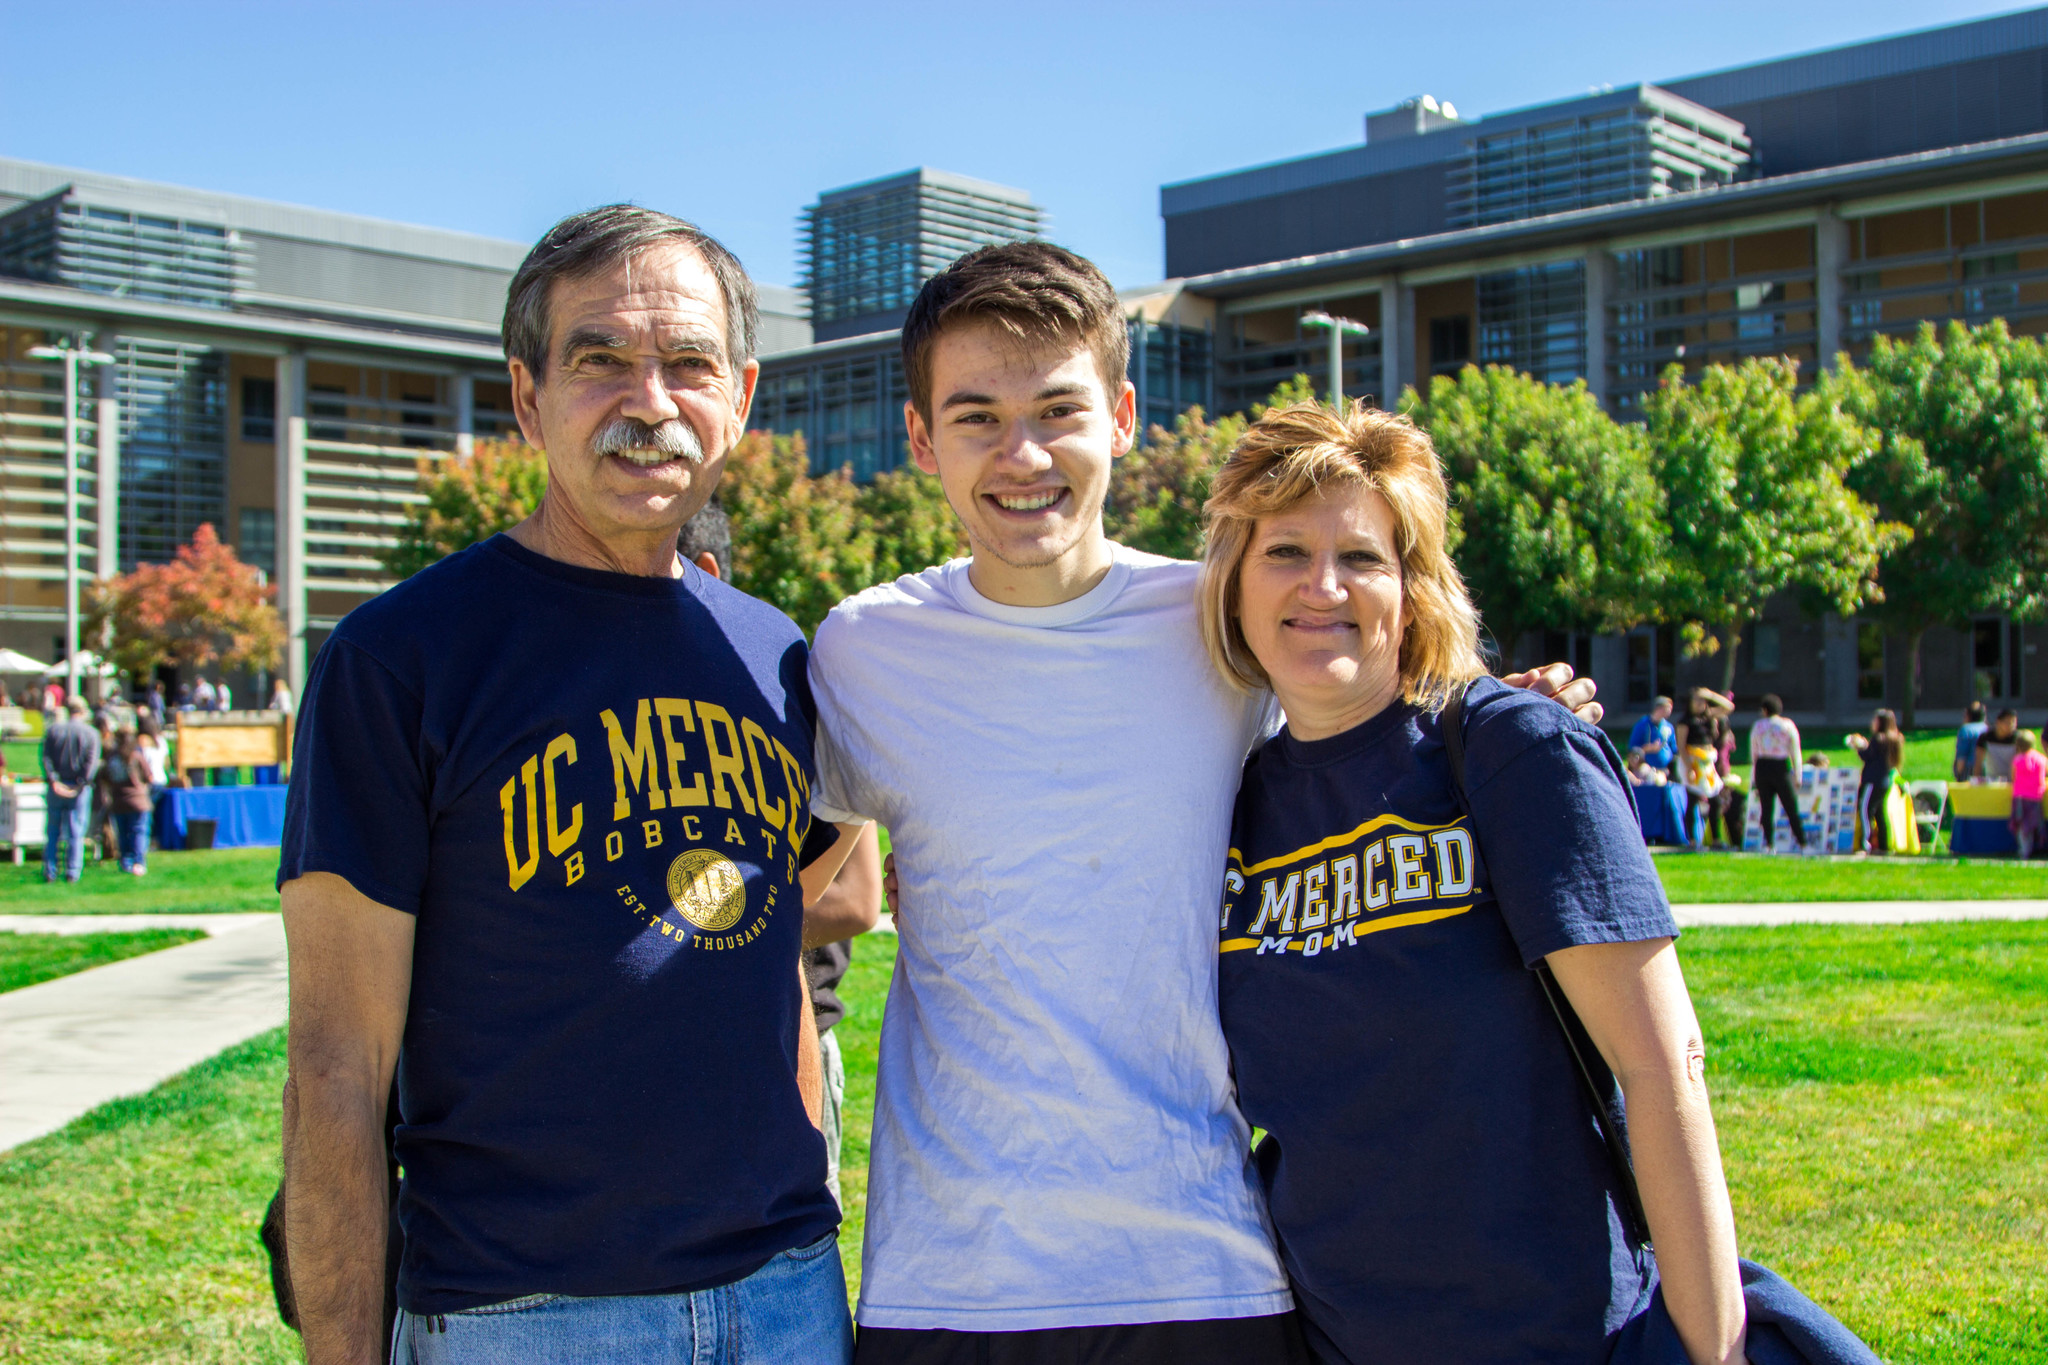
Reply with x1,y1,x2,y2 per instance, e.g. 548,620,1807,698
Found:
499,756,541,891
600,701,666,819
542,733,582,857
694,702,757,815
653,698,710,808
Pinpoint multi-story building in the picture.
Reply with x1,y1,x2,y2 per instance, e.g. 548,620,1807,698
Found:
752,169,1046,480
1155,8,2048,724
0,158,806,693
754,167,1217,478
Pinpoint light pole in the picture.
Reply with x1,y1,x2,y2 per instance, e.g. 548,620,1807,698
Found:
28,337,116,702
1299,311,1372,408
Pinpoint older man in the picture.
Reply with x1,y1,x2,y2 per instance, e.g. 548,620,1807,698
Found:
279,206,858,1365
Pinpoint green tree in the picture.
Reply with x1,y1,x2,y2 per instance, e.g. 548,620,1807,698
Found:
1824,319,2048,724
1643,357,1905,694
718,431,875,636
1404,366,1666,670
1101,375,1315,561
857,462,967,585
1103,406,1244,560
381,439,549,579
88,523,284,681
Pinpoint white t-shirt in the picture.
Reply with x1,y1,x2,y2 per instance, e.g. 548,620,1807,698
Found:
809,545,1290,1332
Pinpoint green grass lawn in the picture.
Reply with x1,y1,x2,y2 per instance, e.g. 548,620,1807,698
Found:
0,847,280,915
1685,921,2047,1363
3,924,2040,1362
0,1030,299,1362
1659,851,2048,903
0,928,204,993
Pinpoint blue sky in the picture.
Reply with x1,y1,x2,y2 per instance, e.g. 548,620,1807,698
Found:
1,1,2031,290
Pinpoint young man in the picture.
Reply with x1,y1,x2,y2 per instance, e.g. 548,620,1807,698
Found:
1954,700,1988,782
805,242,1598,1364
1976,707,2021,781
1629,694,1676,773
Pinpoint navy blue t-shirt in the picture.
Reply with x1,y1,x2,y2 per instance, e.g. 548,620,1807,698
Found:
279,534,838,1314
1218,677,1679,1365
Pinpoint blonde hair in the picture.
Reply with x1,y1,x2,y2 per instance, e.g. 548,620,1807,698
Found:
2018,729,2040,754
1198,400,1486,710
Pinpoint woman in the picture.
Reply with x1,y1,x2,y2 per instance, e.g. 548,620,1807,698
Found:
1198,403,1747,1365
103,729,154,874
1675,688,1735,849
1749,696,1806,854
1846,710,1903,854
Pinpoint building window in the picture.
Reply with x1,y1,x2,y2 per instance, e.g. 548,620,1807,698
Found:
1735,281,1786,342
241,376,275,441
1962,253,2020,318
1477,261,1585,384
238,507,276,579
1429,316,1471,371
310,384,348,442
1856,622,1886,701
1750,622,1781,674
1972,616,2022,700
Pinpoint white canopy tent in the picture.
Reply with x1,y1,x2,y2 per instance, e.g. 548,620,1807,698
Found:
0,648,50,674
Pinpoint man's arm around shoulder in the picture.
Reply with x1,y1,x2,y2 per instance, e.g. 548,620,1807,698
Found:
282,872,413,1365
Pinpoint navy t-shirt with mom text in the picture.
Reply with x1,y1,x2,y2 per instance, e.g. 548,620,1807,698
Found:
1218,676,1679,1365
279,533,837,1315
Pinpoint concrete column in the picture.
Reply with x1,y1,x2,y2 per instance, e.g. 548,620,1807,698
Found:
1384,279,1416,405
1814,206,1848,373
1822,612,1857,724
1371,278,1404,407
454,373,475,457
94,359,119,580
1583,246,1612,406
274,353,308,695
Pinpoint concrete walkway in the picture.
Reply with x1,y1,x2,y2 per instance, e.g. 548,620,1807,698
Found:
874,903,2048,934
0,914,285,1152
1672,900,2048,926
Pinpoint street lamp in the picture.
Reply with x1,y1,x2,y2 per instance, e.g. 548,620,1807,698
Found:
27,337,116,702
1300,311,1372,408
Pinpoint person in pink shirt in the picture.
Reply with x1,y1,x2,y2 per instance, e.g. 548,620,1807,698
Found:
2010,730,2045,860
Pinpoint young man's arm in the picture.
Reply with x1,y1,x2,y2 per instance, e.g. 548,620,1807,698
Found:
1500,663,1602,726
282,872,413,1365
804,823,882,949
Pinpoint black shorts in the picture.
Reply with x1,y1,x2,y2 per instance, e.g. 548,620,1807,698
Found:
852,1312,1310,1365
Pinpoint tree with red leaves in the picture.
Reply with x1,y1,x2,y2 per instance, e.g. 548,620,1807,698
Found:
87,523,285,682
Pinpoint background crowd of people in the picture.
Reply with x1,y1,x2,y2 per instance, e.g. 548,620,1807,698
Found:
1622,691,2043,857
15,671,293,882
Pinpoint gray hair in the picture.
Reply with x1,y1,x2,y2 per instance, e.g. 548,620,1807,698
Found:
502,204,759,385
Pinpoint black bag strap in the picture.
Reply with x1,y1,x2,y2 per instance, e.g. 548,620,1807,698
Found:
1439,680,1652,1248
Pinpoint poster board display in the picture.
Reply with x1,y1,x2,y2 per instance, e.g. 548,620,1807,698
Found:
1742,766,1858,853
174,710,293,781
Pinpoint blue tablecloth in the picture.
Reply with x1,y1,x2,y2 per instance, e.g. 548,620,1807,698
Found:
1948,816,2018,856
1634,783,1692,844
157,784,287,850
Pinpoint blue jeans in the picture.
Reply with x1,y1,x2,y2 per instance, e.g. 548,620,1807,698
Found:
114,810,149,871
42,787,89,881
392,1232,852,1365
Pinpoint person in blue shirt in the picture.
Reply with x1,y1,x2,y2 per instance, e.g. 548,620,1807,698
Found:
1954,700,1988,781
1198,403,1749,1365
1630,696,1677,773
277,206,864,1365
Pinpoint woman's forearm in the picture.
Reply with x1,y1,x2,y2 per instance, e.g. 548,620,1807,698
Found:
1621,1048,1747,1365
1548,940,1747,1365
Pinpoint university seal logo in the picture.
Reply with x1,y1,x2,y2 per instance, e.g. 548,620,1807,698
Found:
666,849,748,931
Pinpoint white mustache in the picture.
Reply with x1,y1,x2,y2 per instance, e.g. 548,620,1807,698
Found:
592,418,704,463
